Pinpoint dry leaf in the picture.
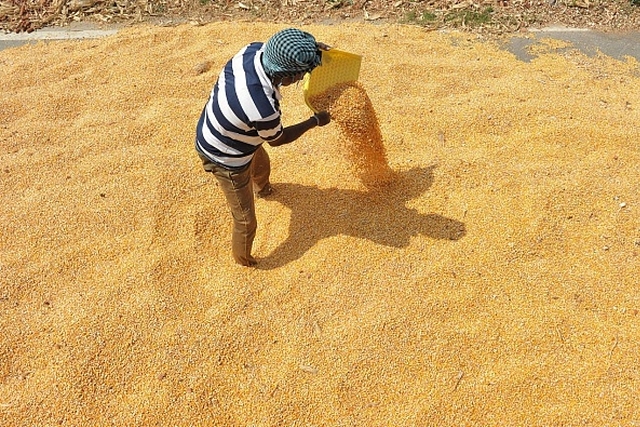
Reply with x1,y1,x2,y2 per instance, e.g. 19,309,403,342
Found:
299,364,318,374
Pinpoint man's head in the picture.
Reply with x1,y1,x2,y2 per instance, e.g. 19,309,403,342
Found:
262,28,322,85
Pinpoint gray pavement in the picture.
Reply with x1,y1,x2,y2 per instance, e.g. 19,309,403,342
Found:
2,22,640,64
507,25,640,62
0,22,120,51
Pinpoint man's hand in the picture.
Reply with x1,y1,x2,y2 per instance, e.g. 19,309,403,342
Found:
314,111,331,127
317,42,332,51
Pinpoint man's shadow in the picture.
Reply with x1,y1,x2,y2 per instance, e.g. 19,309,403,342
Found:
257,165,466,269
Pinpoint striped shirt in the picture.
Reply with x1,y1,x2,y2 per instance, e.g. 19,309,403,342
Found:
195,42,283,169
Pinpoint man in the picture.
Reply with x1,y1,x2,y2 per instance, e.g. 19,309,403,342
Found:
195,28,331,267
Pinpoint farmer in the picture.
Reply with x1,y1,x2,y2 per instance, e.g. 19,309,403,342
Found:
195,28,331,267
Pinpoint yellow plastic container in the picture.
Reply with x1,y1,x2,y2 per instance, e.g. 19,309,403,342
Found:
303,49,362,112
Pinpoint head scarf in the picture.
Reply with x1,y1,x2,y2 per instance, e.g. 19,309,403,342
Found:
262,28,322,79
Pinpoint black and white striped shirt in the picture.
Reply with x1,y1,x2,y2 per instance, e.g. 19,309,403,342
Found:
196,42,283,169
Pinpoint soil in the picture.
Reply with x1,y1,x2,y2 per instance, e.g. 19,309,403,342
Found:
3,0,640,34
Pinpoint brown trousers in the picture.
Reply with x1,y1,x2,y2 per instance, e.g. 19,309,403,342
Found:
199,146,271,266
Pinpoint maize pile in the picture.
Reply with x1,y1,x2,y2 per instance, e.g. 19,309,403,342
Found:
3,21,640,427
309,81,395,188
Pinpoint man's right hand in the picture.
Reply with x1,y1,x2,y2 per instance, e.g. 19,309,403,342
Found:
314,111,331,127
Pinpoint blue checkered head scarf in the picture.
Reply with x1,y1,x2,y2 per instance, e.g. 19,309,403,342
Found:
262,28,322,79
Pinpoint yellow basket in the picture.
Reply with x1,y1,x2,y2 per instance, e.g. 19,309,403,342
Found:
303,49,362,112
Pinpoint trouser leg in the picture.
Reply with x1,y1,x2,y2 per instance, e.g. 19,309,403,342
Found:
251,145,271,194
210,164,258,267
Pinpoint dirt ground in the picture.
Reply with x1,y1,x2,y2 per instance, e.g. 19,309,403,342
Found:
1,19,640,427
3,0,640,34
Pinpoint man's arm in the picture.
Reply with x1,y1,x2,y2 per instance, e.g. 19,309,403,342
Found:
267,111,331,147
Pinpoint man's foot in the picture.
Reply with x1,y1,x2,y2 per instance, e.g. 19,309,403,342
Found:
235,256,258,267
256,183,275,198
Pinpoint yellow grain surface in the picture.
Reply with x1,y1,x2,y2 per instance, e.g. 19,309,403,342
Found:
1,22,640,426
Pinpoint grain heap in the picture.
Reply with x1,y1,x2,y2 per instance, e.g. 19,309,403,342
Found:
309,81,395,188
3,22,640,427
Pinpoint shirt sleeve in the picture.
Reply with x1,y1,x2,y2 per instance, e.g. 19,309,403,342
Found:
254,114,283,142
